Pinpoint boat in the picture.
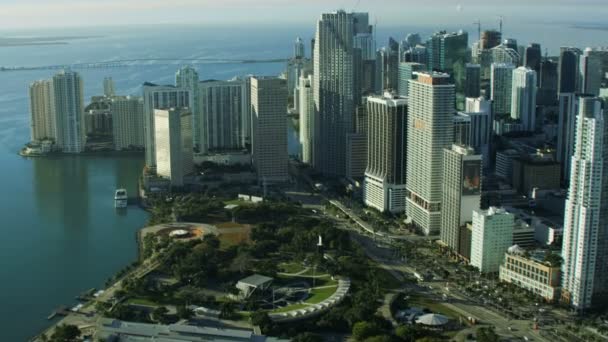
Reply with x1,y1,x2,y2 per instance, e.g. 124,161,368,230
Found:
114,188,128,208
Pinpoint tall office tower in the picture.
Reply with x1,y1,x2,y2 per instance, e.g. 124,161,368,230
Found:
294,37,305,59
558,94,596,185
464,63,481,98
558,47,582,94
142,83,191,168
175,66,200,150
480,30,502,50
426,30,468,76
346,102,368,180
251,77,288,184
405,72,455,235
524,43,542,76
440,144,482,252
364,94,408,213
491,63,515,116
454,103,491,165
154,108,193,188
405,33,422,48
299,75,314,164
491,44,520,66
561,97,608,311
471,207,515,273
313,11,355,177
53,70,85,153
111,96,145,151
29,80,56,142
198,78,249,154
403,45,428,65
511,67,538,131
538,59,559,105
580,48,602,96
354,29,376,97
503,38,518,52
397,62,424,97
386,38,400,91
103,77,115,97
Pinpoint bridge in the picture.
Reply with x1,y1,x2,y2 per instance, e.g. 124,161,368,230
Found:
0,57,289,72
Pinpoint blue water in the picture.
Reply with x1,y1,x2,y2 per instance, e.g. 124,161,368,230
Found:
0,21,605,340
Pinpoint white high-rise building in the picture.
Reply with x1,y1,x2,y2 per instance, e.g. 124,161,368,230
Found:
251,77,288,184
364,94,408,213
313,10,355,176
491,63,515,116
294,37,305,59
298,75,314,164
561,97,608,311
29,80,56,142
142,83,191,168
103,77,115,97
154,108,193,187
405,72,455,235
198,78,249,154
175,66,200,150
511,67,537,131
53,70,85,153
470,207,515,273
111,96,144,151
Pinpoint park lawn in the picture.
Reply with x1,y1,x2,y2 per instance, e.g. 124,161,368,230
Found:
306,286,339,304
127,298,160,307
374,267,404,290
224,199,255,207
271,303,309,313
279,262,306,274
409,294,462,320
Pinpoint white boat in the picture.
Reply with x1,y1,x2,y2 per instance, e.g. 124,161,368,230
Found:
114,188,128,208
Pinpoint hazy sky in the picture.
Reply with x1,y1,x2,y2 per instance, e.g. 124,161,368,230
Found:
1,0,606,30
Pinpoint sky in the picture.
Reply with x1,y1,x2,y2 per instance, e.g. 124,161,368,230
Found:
0,0,606,30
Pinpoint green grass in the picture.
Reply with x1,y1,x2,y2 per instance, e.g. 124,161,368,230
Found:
127,298,160,307
279,262,306,274
271,303,309,313
374,267,404,290
306,286,338,304
408,294,462,320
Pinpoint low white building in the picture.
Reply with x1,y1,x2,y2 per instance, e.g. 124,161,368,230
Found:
471,207,515,273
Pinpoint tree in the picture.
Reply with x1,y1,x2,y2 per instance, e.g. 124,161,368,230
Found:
477,327,500,342
292,332,324,342
219,301,237,320
177,305,194,320
50,324,80,342
352,321,381,341
152,306,170,324
365,336,394,342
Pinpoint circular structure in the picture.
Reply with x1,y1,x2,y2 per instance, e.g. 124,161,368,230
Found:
416,313,449,326
169,229,190,238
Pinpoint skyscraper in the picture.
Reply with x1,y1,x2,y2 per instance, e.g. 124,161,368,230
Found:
580,48,602,96
175,66,200,150
524,43,542,77
29,80,56,142
251,77,288,184
154,108,193,188
142,83,191,168
464,63,481,98
490,63,515,116
561,97,608,310
480,30,502,50
111,96,144,151
364,94,408,213
405,72,455,235
313,11,355,177
198,78,249,154
471,207,515,273
397,62,424,98
558,47,582,94
294,37,305,59
53,70,85,153
103,77,115,97
426,30,468,75
538,59,558,105
441,144,482,252
511,67,537,131
299,75,314,164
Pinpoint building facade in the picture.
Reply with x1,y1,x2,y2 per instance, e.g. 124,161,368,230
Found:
29,80,56,142
405,72,455,235
154,108,194,187
175,66,200,150
53,70,85,153
363,94,408,213
298,75,315,164
111,96,145,151
471,207,515,273
499,248,561,302
491,63,515,116
561,97,608,310
397,62,424,98
511,67,538,131
251,77,288,184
